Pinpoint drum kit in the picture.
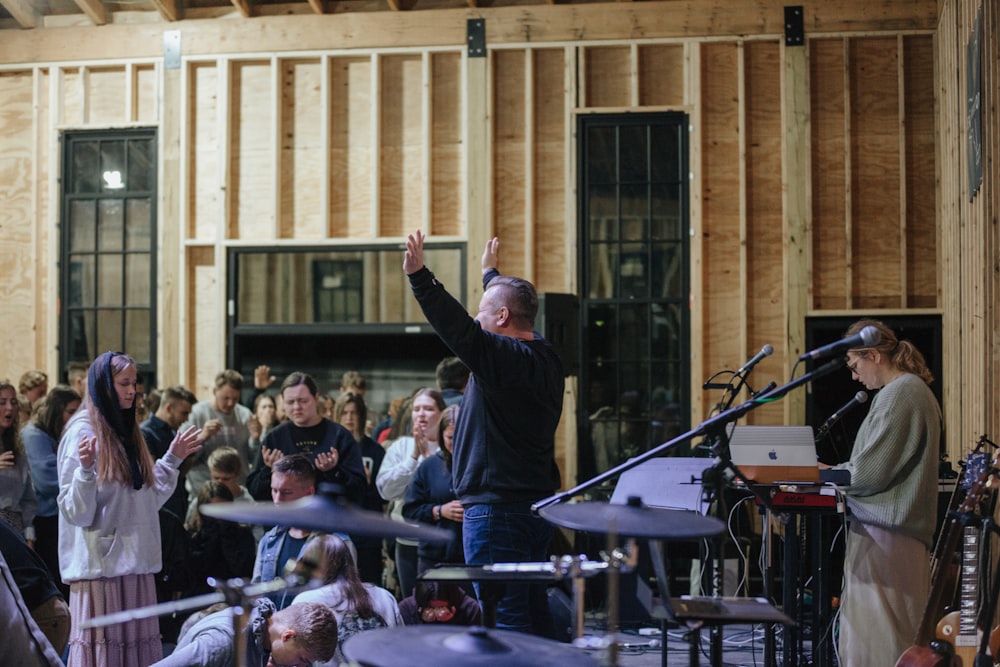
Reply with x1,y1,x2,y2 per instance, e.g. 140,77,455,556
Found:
82,489,782,667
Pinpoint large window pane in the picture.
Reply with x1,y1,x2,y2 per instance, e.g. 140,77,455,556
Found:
125,254,151,307
98,199,124,251
651,184,683,241
126,310,151,364
126,198,152,251
72,142,100,194
62,129,156,383
579,112,690,481
98,255,123,307
69,201,96,252
234,246,465,325
68,256,95,307
586,126,616,184
618,126,648,183
100,142,126,192
127,140,154,192
96,309,123,354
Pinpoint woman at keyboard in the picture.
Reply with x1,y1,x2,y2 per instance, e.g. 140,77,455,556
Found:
822,319,940,667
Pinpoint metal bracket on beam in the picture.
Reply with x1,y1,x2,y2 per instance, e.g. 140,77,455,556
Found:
467,19,486,58
784,6,804,47
164,30,181,70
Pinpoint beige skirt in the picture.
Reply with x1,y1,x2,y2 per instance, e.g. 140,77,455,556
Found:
67,573,162,667
837,520,930,667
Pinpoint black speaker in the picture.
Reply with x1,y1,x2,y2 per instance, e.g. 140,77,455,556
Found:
536,293,579,377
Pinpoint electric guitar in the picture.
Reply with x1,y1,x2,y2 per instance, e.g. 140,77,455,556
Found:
896,447,997,667
935,450,998,664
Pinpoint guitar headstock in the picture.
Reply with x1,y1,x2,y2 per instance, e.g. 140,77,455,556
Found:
958,437,999,515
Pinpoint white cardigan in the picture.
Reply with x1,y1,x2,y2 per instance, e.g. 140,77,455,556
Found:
57,408,182,583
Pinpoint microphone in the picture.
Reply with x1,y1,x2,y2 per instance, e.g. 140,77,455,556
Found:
816,390,868,439
737,344,774,374
799,325,879,361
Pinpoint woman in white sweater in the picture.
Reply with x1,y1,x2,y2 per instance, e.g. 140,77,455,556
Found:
293,533,402,666
58,352,202,667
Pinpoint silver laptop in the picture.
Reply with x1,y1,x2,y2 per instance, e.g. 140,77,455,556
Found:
727,425,820,485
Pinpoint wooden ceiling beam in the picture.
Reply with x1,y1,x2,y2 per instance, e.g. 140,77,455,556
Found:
149,0,181,22
0,0,37,27
231,0,251,18
72,0,108,25
306,0,326,13
0,0,939,62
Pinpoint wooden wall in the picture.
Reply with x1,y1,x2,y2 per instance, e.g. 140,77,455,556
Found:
938,0,1000,456
3,0,986,480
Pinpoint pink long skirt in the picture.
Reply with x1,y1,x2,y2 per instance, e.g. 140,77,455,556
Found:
67,574,163,667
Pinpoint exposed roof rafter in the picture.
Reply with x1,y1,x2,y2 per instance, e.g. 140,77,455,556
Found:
72,0,108,25
0,0,37,27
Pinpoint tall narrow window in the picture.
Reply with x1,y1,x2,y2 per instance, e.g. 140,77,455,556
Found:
61,129,157,384
578,113,690,484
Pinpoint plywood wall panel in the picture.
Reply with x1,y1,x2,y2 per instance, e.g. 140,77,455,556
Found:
60,68,82,126
493,49,527,278
532,48,568,293
231,60,274,240
700,42,742,382
187,245,220,398
379,54,424,239
279,58,324,240
188,62,220,242
639,44,685,107
84,67,126,126
134,64,158,124
902,35,937,308
850,37,902,309
584,45,630,108
329,56,373,239
430,52,462,238
0,71,37,371
810,38,849,310
744,40,784,423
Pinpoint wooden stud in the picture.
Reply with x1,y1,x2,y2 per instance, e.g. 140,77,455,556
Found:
896,34,907,308
371,52,381,238
321,54,331,237
781,37,809,422
466,49,490,310
523,48,535,278
422,51,432,233
737,42,748,368
842,38,852,309
687,41,704,425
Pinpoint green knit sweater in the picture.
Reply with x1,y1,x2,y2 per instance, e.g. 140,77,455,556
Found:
836,373,942,548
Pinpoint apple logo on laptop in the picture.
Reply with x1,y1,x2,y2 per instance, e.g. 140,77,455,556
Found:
768,450,778,460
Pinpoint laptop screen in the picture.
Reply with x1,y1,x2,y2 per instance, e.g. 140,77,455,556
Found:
726,425,820,485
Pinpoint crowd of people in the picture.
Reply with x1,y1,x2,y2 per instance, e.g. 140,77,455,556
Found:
0,234,946,667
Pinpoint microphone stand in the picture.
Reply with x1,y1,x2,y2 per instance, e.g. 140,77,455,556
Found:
533,358,844,667
534,358,845,513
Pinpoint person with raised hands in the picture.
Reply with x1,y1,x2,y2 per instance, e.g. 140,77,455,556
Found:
57,351,203,667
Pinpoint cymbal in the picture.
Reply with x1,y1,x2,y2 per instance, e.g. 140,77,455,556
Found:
540,500,725,539
200,495,451,543
342,625,601,667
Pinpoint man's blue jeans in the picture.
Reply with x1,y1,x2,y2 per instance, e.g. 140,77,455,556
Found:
463,501,554,636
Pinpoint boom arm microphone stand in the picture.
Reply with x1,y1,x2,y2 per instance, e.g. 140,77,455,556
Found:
533,359,845,667
534,358,845,514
